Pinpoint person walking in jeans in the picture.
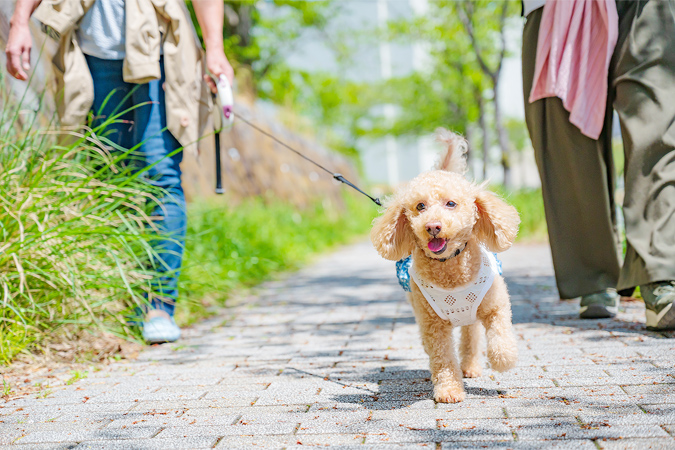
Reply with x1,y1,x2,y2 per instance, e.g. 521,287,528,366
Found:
522,0,675,330
6,0,234,343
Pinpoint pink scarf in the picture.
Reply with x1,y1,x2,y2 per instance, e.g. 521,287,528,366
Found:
529,0,619,140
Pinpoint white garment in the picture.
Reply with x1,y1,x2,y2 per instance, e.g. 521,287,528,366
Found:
77,0,126,60
409,248,498,327
523,0,546,16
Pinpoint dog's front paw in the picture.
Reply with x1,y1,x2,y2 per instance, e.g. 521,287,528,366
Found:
433,384,465,403
487,344,518,372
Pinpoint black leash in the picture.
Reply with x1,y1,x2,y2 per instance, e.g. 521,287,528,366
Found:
216,111,381,206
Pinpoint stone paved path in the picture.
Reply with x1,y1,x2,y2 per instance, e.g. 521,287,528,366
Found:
1,242,674,449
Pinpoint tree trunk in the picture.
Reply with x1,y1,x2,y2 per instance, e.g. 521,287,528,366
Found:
464,125,473,177
492,75,511,188
478,95,490,181
236,5,253,51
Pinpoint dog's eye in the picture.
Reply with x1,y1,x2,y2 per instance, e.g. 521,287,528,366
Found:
416,203,426,211
446,201,457,208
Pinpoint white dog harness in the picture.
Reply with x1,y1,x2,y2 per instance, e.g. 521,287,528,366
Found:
409,247,498,326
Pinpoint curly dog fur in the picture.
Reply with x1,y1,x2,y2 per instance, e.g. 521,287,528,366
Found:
370,128,520,403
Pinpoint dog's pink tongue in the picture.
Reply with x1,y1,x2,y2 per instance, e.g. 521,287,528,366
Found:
428,238,446,252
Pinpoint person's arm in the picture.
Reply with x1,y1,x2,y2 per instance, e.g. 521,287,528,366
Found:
191,0,234,92
5,0,42,80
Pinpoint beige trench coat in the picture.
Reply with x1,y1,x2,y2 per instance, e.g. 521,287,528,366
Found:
33,0,212,154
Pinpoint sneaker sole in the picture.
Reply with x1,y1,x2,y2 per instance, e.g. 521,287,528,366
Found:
145,338,179,344
579,304,617,319
646,303,675,331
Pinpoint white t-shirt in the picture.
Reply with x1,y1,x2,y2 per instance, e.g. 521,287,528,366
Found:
523,0,546,16
76,0,126,60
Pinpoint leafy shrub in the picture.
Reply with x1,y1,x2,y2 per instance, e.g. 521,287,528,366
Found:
500,187,548,242
176,193,378,324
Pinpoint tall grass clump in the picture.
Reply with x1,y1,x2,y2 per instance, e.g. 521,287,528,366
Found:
177,193,378,323
0,89,159,363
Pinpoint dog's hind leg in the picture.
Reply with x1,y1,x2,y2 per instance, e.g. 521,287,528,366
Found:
460,322,484,378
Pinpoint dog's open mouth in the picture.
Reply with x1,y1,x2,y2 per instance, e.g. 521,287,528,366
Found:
428,238,447,255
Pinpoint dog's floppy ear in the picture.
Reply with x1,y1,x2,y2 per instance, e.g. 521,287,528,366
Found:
370,198,415,261
474,189,520,252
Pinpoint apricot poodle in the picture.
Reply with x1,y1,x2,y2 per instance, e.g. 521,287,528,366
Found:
370,128,520,403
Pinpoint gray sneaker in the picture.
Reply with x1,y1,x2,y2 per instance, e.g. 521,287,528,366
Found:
579,289,619,319
641,281,675,331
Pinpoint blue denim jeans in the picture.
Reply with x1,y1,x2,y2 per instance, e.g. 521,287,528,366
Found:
86,55,186,316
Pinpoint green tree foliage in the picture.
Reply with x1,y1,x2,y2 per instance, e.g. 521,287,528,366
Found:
187,1,366,157
377,1,521,182
188,1,523,175
186,0,337,97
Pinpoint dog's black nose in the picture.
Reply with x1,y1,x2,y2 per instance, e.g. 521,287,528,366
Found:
426,222,442,237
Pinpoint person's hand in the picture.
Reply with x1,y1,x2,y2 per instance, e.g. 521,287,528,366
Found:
5,22,33,81
204,47,234,94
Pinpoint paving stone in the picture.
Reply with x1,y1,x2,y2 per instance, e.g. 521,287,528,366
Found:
506,403,578,418
365,426,514,444
7,402,139,417
292,433,370,447
371,407,505,421
0,419,108,440
106,411,239,428
213,434,296,448
129,397,259,413
641,404,675,417
579,412,675,427
16,426,162,444
626,394,675,404
503,385,630,399
72,436,218,449
4,242,674,448
291,443,435,450
441,441,597,449
597,437,675,449
621,384,675,395
514,423,670,441
155,421,298,438
0,444,78,449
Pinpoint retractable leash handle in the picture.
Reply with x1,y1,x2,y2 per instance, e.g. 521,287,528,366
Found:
216,75,235,130
213,75,234,194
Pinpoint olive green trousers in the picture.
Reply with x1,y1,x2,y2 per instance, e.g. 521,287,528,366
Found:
522,0,675,299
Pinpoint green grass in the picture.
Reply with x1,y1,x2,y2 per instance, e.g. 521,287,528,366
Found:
66,370,89,385
0,85,163,363
175,193,378,325
498,187,548,242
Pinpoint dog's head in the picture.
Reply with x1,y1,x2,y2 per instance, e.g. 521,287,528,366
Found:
370,130,520,261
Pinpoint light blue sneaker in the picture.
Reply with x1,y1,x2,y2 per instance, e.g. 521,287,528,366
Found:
142,314,181,344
